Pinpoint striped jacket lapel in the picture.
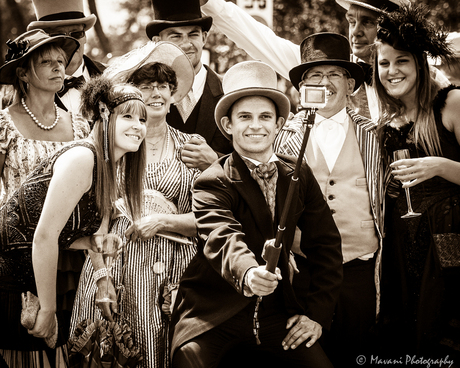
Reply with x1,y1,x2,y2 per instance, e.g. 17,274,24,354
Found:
348,108,384,239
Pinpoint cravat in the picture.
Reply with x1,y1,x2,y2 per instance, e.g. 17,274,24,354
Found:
315,117,346,171
245,160,278,221
58,75,86,97
176,89,196,123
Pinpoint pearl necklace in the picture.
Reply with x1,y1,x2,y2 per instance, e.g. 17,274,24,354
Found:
21,98,60,130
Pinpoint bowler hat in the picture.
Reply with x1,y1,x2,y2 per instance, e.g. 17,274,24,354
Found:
27,0,97,31
289,33,364,92
103,41,194,104
146,0,213,39
215,61,290,141
335,0,406,13
0,29,80,85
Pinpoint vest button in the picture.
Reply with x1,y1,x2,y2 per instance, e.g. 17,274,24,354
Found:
331,209,336,214
328,195,335,200
329,180,335,186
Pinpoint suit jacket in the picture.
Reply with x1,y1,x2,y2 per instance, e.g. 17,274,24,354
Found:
170,151,343,356
83,55,106,77
167,65,233,156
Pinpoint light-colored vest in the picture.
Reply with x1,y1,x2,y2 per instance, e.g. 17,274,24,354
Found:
306,118,379,263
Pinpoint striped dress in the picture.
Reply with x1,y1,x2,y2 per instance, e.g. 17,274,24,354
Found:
70,126,201,368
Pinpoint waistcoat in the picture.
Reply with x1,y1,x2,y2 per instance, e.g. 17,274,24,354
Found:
306,118,379,263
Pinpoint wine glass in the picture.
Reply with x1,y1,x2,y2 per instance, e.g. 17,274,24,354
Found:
94,233,121,303
393,149,421,219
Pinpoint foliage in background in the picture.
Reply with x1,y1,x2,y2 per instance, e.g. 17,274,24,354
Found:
0,0,460,72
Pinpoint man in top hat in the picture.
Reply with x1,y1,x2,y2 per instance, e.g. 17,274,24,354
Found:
199,0,450,121
146,0,233,171
27,0,105,114
169,60,343,368
273,32,382,367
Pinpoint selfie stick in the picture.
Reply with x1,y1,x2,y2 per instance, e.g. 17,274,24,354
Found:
254,107,318,346
262,107,317,273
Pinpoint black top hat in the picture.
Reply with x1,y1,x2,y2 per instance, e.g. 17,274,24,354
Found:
289,33,364,92
146,0,213,40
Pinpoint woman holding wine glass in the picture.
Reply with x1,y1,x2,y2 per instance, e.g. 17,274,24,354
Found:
372,4,460,360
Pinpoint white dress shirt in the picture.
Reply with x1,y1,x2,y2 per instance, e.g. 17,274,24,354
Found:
312,108,349,172
60,63,89,114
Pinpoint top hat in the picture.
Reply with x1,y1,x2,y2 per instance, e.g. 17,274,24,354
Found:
27,0,97,31
215,61,290,141
103,41,194,104
0,29,80,85
335,0,406,13
289,33,364,92
146,0,213,40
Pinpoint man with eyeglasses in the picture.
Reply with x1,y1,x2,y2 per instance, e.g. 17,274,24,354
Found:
27,0,105,114
199,0,449,121
271,33,383,367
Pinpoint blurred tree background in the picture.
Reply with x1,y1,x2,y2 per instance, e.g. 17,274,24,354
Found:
1,0,460,73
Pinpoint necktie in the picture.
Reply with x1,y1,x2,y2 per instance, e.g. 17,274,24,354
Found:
176,89,196,123
58,75,86,97
245,160,278,220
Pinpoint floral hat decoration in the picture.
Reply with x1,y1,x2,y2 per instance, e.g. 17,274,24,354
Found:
376,3,456,64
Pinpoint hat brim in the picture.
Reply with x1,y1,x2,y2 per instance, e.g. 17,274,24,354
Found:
335,0,398,13
215,88,291,141
0,35,80,85
103,41,194,103
146,16,213,39
289,60,365,92
27,14,97,31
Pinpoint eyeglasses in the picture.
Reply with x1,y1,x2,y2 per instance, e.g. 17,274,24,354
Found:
138,83,170,93
303,71,349,84
49,31,86,39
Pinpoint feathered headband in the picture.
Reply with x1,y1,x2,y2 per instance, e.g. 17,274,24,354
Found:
80,75,144,161
377,3,456,64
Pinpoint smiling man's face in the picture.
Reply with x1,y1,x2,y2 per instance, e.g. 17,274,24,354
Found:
221,95,283,163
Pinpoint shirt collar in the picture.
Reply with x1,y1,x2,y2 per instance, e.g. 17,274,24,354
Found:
242,153,279,168
192,65,207,100
316,107,348,125
67,63,87,80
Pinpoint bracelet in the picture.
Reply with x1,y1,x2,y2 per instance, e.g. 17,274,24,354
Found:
93,268,108,283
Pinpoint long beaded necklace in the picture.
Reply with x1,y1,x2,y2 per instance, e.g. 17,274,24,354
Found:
21,98,60,130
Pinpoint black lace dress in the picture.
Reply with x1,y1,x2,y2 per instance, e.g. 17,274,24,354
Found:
379,86,460,360
0,141,101,351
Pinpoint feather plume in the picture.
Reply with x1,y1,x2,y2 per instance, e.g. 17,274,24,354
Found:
377,3,455,64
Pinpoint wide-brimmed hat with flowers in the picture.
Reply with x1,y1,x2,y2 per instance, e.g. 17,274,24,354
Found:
0,29,79,85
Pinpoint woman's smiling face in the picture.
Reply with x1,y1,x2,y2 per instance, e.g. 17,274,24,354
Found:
377,43,418,102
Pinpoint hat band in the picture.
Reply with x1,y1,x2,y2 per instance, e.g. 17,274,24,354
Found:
111,94,144,109
355,0,399,12
162,13,203,22
39,12,87,22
